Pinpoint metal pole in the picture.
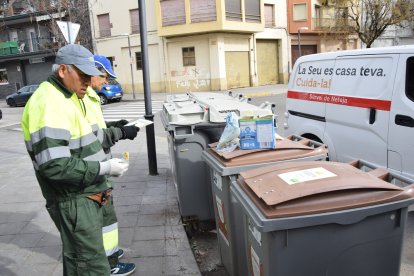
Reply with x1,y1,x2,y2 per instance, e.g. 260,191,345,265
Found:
298,29,302,57
127,35,136,99
138,0,158,175
67,21,72,44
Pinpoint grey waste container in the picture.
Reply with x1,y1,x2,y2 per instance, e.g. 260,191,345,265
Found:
161,92,274,232
231,160,414,276
202,135,328,276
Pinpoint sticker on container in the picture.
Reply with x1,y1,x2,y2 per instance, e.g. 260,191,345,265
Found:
215,195,229,245
216,195,225,224
250,246,262,276
248,219,261,246
218,227,230,247
278,167,337,185
213,171,222,191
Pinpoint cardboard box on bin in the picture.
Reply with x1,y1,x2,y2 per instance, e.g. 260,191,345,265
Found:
239,116,275,150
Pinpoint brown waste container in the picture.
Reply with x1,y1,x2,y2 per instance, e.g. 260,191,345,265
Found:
202,135,328,276
231,160,414,276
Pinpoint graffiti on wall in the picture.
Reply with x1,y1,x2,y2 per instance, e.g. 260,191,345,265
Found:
171,67,211,90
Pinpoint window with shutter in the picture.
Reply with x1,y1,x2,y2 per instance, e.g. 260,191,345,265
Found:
130,9,139,34
190,0,216,23
293,4,307,21
98,13,111,37
160,0,186,26
265,4,274,27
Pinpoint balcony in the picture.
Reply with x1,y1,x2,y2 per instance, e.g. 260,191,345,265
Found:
0,37,58,57
313,17,355,32
157,0,263,37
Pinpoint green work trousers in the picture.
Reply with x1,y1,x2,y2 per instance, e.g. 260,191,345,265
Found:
102,196,119,268
47,197,110,276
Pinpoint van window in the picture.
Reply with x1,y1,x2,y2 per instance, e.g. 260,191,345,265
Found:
405,57,414,102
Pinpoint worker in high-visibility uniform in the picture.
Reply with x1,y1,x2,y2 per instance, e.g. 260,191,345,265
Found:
21,44,133,276
82,54,137,276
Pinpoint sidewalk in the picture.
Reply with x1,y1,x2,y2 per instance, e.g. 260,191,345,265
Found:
0,102,200,275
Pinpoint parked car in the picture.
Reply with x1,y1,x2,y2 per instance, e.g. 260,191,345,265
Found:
96,78,123,105
6,85,39,107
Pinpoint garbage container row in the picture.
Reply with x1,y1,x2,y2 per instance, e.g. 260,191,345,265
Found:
161,92,275,234
161,92,414,276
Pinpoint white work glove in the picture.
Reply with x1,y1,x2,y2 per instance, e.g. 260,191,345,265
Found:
99,158,129,177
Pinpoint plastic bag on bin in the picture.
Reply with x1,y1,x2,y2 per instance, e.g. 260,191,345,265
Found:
216,112,240,153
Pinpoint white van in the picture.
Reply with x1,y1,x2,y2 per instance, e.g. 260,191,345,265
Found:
284,46,414,181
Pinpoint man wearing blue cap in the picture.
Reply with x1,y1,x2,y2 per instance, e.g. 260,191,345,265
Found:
22,44,133,275
86,55,137,276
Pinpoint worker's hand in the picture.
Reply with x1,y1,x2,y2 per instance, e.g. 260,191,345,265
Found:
99,158,129,177
106,119,129,128
119,125,140,140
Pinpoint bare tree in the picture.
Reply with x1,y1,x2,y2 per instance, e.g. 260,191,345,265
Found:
0,0,95,50
333,0,414,48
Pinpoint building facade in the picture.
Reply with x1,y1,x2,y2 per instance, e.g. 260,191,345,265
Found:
0,0,93,98
288,0,359,65
90,0,289,94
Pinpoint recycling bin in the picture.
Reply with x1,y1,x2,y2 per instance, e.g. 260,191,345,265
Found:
202,135,328,276
231,160,414,276
161,92,274,232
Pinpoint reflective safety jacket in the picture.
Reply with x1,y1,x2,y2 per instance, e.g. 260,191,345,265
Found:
83,87,123,160
22,76,113,204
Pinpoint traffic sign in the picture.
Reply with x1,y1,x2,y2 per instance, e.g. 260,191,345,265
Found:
56,21,80,44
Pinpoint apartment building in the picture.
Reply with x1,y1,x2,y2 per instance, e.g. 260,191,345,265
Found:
0,0,92,98
288,0,358,65
90,0,289,94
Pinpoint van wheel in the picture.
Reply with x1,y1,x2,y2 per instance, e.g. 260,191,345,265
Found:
99,94,108,105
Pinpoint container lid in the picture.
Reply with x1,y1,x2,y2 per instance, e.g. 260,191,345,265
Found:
162,92,273,125
238,161,414,218
208,136,328,167
162,100,206,125
189,92,273,123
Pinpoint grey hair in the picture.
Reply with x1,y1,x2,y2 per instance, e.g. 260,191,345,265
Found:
51,64,74,76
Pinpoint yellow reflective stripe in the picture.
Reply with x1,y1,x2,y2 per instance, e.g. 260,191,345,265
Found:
30,127,70,145
83,149,107,161
35,146,71,166
68,132,98,150
103,222,119,257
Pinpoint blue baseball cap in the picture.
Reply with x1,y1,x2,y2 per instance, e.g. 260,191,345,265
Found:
93,55,117,78
55,44,102,76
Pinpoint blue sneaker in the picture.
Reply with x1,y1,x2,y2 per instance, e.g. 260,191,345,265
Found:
111,262,136,276
118,248,124,259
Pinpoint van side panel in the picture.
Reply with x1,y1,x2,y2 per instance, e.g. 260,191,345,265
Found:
388,54,414,180
324,55,398,164
285,59,336,142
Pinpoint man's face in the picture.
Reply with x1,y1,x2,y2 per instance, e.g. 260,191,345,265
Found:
58,65,91,99
91,69,109,91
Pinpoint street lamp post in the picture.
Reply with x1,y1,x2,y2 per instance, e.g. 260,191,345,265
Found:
121,33,136,100
126,35,136,99
298,27,309,57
